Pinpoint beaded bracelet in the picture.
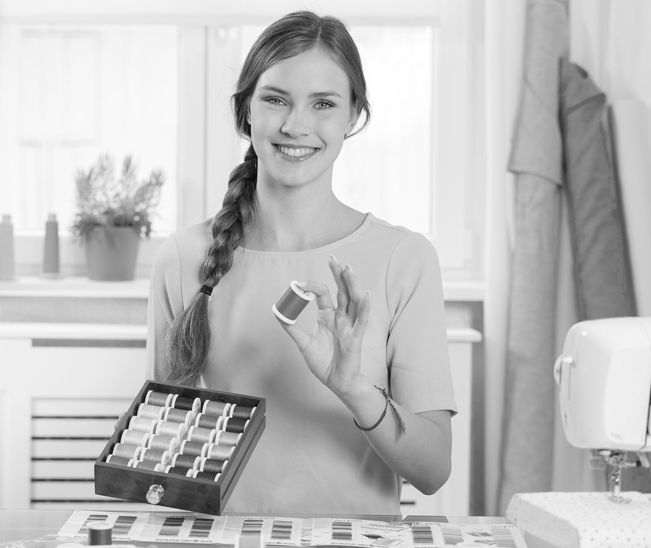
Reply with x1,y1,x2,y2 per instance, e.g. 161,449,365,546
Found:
353,385,406,436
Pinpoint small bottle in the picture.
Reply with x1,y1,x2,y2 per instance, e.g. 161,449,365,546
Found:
42,213,60,277
0,214,15,281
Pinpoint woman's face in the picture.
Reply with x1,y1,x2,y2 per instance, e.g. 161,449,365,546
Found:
249,48,358,191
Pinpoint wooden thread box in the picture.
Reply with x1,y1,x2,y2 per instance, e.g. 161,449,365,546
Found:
94,380,266,515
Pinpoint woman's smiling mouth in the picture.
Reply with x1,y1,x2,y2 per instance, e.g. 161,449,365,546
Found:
274,144,320,162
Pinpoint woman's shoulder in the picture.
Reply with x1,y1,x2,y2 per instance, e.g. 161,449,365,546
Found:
153,219,212,269
360,213,438,258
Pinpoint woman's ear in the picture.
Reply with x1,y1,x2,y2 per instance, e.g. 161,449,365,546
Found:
346,107,360,136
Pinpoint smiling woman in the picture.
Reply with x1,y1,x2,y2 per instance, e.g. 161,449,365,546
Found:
148,10,456,516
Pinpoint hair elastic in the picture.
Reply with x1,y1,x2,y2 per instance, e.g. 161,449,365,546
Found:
199,285,213,296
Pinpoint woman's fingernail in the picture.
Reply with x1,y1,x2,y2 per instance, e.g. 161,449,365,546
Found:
346,265,354,275
330,254,340,265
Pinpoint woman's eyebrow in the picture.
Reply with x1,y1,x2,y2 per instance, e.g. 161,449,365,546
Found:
258,85,342,99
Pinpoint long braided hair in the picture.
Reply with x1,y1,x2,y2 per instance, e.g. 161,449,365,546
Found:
165,11,372,385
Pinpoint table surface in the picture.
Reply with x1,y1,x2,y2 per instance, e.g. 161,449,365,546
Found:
0,510,508,544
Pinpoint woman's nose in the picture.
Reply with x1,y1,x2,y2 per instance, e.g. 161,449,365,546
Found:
280,107,311,137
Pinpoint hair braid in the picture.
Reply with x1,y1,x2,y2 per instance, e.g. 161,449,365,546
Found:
166,145,257,385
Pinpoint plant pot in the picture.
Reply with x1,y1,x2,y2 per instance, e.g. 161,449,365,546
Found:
84,226,141,281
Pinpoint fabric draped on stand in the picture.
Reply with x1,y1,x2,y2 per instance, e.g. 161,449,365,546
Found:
497,0,568,514
559,60,637,321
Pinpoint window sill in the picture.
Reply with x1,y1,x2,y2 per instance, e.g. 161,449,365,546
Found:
0,276,483,301
0,276,150,298
442,280,484,302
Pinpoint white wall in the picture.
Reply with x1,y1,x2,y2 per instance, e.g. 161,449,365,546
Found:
570,0,651,103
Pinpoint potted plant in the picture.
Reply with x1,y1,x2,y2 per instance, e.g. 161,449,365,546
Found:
71,154,165,281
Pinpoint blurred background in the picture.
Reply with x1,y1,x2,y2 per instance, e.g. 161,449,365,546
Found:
0,0,649,520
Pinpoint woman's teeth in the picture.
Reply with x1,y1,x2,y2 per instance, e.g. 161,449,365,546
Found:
277,145,317,158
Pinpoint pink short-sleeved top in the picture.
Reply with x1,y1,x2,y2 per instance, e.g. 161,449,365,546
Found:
146,212,456,515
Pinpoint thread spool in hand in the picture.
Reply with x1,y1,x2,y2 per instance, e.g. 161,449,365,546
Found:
272,281,315,324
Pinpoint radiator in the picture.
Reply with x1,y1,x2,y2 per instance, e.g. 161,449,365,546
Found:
0,323,479,515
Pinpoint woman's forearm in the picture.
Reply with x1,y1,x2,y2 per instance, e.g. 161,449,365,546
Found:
337,378,452,495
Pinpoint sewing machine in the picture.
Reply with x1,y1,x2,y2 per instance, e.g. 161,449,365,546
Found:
553,316,651,501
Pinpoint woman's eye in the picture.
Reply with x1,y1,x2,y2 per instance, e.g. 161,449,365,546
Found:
314,101,334,110
264,97,285,106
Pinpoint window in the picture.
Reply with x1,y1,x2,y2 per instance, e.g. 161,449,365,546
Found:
0,1,485,281
0,24,179,232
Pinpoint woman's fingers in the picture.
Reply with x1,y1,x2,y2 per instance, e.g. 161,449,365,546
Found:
329,255,350,312
342,264,363,321
275,314,311,353
296,280,335,312
352,290,371,339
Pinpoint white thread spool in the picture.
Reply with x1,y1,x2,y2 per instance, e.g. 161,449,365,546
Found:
120,429,150,447
137,404,166,420
129,416,157,434
215,431,241,446
113,443,142,460
155,420,187,441
272,281,315,324
188,426,217,444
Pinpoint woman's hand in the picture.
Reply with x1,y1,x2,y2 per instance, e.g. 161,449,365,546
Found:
276,255,371,399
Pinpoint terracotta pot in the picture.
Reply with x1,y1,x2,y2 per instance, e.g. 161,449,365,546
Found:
84,226,140,281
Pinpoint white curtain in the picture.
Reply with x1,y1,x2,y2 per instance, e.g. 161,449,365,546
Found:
482,0,525,517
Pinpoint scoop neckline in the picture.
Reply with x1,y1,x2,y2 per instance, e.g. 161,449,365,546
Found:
236,212,373,256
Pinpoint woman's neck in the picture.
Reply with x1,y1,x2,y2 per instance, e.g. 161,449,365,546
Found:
243,186,365,252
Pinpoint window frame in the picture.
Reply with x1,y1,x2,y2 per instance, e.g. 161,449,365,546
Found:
2,0,485,282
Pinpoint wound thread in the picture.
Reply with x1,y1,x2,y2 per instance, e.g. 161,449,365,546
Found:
145,390,173,407
272,281,315,324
